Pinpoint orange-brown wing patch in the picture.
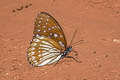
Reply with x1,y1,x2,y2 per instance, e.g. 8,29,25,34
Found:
33,12,67,50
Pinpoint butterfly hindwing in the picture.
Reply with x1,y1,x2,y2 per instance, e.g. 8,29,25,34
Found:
27,35,62,66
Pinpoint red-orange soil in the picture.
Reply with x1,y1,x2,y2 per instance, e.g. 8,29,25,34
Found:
0,0,120,80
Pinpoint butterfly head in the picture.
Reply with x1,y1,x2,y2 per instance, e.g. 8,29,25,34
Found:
64,46,72,56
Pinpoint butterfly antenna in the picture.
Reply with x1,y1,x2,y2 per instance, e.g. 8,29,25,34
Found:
70,29,77,46
71,40,84,46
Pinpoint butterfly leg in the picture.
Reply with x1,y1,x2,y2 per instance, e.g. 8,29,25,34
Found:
65,56,82,63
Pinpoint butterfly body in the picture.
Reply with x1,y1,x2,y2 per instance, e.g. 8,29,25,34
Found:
61,46,72,58
27,12,78,67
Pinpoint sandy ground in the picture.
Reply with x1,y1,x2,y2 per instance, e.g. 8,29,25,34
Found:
0,0,120,80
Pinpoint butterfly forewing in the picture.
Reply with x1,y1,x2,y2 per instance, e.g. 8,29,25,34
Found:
34,12,67,50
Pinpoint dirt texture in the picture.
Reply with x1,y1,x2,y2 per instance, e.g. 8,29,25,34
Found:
0,0,120,80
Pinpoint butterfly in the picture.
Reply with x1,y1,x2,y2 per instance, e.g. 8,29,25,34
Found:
27,12,82,67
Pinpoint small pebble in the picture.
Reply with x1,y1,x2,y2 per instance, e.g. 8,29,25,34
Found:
25,5,29,8
113,39,120,43
12,9,16,13
93,51,96,54
29,3,32,6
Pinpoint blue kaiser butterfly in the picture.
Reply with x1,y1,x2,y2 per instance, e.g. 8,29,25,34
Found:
27,12,82,67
